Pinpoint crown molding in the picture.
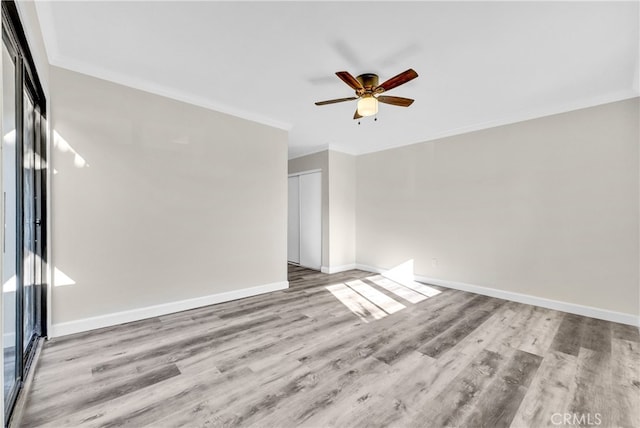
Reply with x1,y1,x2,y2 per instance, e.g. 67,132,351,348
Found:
51,56,292,131
33,1,638,158
34,1,291,131
354,92,639,156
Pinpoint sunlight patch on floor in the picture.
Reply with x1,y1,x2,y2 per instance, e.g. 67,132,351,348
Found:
367,275,427,304
345,280,406,314
325,260,442,322
326,283,387,322
385,276,441,298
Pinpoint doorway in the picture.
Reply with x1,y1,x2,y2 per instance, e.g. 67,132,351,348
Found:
287,170,321,270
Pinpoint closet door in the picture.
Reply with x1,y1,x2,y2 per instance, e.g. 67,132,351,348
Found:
287,176,300,264
299,172,321,270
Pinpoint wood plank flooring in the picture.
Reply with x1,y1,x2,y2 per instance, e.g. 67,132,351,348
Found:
19,265,640,427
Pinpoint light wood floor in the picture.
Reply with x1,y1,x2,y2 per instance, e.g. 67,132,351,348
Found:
19,265,640,427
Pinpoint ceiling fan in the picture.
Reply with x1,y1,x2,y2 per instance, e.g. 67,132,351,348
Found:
315,69,418,119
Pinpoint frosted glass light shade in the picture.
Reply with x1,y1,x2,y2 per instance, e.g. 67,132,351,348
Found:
357,96,378,117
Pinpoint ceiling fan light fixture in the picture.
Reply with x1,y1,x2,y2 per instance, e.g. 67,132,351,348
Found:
357,95,378,117
315,69,417,119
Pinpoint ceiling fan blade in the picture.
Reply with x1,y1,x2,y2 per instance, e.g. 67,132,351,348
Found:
377,95,414,107
315,97,358,106
377,69,418,92
354,109,363,119
336,71,364,91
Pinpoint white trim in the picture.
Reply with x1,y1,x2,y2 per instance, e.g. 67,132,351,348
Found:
290,95,640,159
35,0,292,135
327,144,359,157
288,146,329,161
49,281,289,338
49,56,292,131
354,92,638,156
288,168,322,178
355,264,639,327
321,264,356,274
36,2,637,158
289,145,358,160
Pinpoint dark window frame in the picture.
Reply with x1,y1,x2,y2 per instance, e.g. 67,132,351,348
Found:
2,0,47,425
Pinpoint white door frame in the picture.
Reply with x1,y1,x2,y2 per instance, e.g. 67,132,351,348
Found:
288,169,322,270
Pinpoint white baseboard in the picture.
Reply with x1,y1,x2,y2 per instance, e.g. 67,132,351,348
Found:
321,264,357,274
49,281,289,338
355,264,639,327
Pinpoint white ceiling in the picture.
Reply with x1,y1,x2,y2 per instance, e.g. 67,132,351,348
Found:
35,1,639,159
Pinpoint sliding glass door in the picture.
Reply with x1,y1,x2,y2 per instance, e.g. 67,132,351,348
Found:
2,37,18,412
22,90,36,354
2,1,47,424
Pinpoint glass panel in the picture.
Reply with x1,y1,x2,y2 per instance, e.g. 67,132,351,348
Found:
2,43,17,399
34,110,42,328
22,91,35,351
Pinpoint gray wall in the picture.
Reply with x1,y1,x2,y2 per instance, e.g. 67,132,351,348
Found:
328,150,356,269
50,66,288,325
356,98,639,317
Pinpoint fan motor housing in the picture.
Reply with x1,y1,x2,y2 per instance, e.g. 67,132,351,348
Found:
357,73,379,90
